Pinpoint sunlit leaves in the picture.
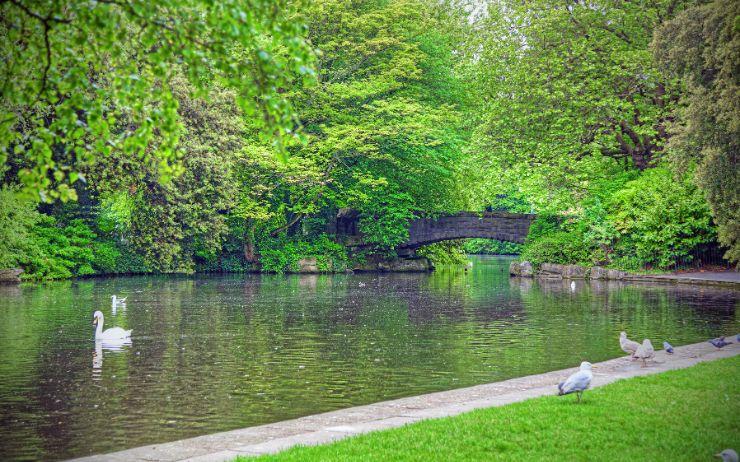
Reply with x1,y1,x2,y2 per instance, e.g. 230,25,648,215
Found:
1,0,314,201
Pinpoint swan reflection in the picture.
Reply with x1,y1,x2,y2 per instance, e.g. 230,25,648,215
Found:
92,338,132,376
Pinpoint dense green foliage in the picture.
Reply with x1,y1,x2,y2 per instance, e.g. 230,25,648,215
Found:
652,0,739,263
0,0,735,278
466,0,733,270
416,241,468,265
1,0,314,201
519,169,716,270
463,239,522,256
246,356,739,461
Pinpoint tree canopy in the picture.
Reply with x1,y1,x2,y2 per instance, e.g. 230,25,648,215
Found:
0,0,737,277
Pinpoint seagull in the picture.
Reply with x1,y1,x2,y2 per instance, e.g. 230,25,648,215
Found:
557,361,593,403
111,295,127,305
620,331,640,359
709,337,733,348
570,281,576,291
715,449,738,462
634,339,655,367
358,282,366,287
93,311,132,340
662,341,674,354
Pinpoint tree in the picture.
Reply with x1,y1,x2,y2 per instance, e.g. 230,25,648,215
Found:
652,0,740,263
288,0,470,249
1,0,314,201
466,0,688,211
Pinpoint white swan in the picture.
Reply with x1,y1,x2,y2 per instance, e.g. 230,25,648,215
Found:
93,310,132,340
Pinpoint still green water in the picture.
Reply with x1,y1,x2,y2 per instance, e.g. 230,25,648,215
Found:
0,256,737,460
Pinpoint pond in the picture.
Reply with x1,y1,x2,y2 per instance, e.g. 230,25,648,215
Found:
0,256,737,460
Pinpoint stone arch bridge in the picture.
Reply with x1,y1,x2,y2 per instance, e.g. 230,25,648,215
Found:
334,211,536,255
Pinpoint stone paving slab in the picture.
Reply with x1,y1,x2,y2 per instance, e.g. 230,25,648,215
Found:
69,337,740,462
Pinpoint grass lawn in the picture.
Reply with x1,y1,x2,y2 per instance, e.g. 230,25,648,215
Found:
241,356,739,461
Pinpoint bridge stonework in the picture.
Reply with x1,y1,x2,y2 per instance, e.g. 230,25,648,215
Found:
402,212,536,249
335,211,536,252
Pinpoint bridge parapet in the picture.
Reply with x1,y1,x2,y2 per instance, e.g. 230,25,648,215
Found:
335,211,536,251
402,212,536,249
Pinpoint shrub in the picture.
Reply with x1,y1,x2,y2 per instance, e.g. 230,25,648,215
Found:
463,239,522,255
606,168,715,270
258,234,349,273
520,230,591,266
91,240,121,274
0,187,41,269
22,217,96,279
417,241,468,265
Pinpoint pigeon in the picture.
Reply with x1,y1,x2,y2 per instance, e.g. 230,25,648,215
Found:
662,341,674,354
634,339,655,367
709,337,733,348
715,449,738,462
620,331,640,358
557,361,593,403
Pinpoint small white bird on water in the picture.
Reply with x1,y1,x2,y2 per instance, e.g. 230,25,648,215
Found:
634,339,655,367
716,449,738,462
93,310,132,340
619,331,640,359
111,295,126,306
557,361,593,403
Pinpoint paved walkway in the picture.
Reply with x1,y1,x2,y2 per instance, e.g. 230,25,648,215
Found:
651,270,740,284
71,337,740,462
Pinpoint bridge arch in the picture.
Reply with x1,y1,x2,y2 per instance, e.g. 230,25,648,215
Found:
401,212,535,249
335,211,536,251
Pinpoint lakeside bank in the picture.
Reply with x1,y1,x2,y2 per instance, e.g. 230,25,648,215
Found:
70,337,740,462
510,260,739,288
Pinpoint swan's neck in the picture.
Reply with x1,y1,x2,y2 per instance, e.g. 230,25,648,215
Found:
95,315,104,338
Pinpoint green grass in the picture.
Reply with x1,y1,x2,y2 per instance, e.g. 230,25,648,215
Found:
241,356,740,461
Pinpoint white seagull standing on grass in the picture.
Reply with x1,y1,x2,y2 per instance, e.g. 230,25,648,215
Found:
557,361,593,403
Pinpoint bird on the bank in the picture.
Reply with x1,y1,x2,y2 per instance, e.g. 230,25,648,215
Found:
709,337,733,349
620,331,640,358
634,339,655,367
557,361,593,403
715,449,739,462
663,341,674,354
93,311,132,340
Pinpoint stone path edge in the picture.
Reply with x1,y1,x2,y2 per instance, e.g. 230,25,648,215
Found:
69,337,740,462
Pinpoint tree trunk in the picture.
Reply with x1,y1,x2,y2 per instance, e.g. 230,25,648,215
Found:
243,223,258,263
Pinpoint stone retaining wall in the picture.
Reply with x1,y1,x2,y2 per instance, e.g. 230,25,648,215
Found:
509,261,738,286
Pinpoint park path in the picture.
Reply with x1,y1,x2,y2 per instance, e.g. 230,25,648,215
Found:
70,336,740,462
650,270,739,284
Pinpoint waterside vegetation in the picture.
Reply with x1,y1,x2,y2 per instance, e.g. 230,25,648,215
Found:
1,0,737,279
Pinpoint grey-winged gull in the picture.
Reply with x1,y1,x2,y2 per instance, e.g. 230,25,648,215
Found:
557,361,593,403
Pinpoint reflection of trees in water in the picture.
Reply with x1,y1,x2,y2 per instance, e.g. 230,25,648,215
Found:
1,262,738,460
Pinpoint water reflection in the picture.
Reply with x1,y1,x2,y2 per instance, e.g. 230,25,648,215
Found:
0,256,736,461
92,339,133,377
